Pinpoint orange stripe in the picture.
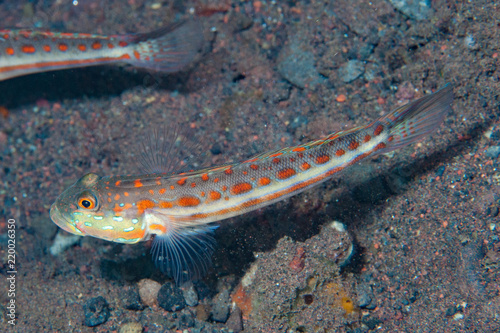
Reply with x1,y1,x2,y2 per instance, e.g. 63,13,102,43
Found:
0,54,131,74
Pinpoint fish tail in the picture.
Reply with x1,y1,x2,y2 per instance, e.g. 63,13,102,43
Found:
370,84,453,154
121,20,204,73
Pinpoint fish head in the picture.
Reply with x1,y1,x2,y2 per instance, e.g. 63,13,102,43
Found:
50,173,146,243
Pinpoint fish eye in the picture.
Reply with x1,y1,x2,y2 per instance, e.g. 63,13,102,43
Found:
77,192,97,210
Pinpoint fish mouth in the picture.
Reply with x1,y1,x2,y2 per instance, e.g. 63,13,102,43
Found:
49,204,81,235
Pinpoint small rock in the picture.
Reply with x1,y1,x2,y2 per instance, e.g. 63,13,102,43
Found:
485,146,500,159
277,40,326,89
158,283,186,312
137,279,162,307
122,287,144,311
226,307,243,332
196,304,211,321
83,296,110,327
181,281,199,307
389,0,432,20
356,284,373,308
338,60,365,83
395,81,416,100
211,289,230,323
177,309,196,329
119,321,143,333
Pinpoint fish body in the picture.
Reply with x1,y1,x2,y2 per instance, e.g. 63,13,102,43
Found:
0,20,203,81
50,85,453,283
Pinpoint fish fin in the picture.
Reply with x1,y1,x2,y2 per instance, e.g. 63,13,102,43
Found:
150,216,218,284
373,84,453,154
122,20,204,72
137,126,207,175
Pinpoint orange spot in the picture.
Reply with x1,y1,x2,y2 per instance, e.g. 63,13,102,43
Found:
272,157,280,164
225,168,233,175
315,155,330,164
21,45,35,53
222,185,228,192
113,202,132,213
150,224,167,233
243,171,248,175
363,134,371,143
292,146,306,152
375,142,387,150
341,297,355,314
0,106,9,119
92,41,102,50
269,153,283,158
170,185,175,190
158,201,173,208
78,44,87,51
134,50,141,59
6,47,14,55
230,182,253,195
277,168,296,180
124,192,129,197
118,41,128,47
114,194,120,201
177,177,187,186
231,285,252,318
107,197,112,203
115,180,121,186
258,177,271,186
348,141,359,150
134,179,143,188
209,191,221,201
250,164,259,170
177,196,201,207
148,189,154,195
200,191,205,197
156,180,161,185
301,162,311,170
201,173,209,181
374,124,384,136
387,136,394,142
58,43,68,52
336,149,345,156
137,199,155,214
336,94,347,102
214,178,220,183
159,188,166,194
191,182,196,188
107,43,114,49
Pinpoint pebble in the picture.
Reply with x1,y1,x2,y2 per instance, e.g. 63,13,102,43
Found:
181,281,199,307
388,0,432,20
83,296,110,327
137,279,162,307
226,307,244,332
119,321,143,333
211,289,230,323
277,40,326,89
485,146,500,159
122,287,144,311
338,60,365,83
158,282,186,312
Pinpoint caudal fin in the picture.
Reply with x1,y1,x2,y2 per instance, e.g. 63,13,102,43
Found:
122,20,204,73
373,84,453,154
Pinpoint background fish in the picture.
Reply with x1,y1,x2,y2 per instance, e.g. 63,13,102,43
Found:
50,85,453,283
0,20,203,81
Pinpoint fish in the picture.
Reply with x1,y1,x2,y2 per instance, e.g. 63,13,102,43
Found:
50,85,453,283
0,20,203,81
